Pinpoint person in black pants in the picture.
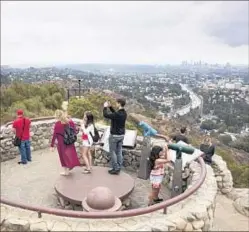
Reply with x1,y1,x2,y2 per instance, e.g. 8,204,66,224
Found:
200,137,215,165
103,98,127,175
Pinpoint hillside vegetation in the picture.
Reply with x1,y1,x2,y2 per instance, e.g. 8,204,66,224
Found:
0,82,65,124
1,83,248,187
67,94,142,134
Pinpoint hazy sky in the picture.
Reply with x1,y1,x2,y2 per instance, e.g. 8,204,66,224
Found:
1,1,248,66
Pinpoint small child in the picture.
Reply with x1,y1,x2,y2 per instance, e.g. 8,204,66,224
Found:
148,144,170,206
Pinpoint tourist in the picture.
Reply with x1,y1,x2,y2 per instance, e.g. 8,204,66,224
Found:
200,136,215,165
129,113,170,141
50,110,80,175
148,145,170,206
171,126,190,144
103,99,127,175
80,111,95,174
12,109,32,165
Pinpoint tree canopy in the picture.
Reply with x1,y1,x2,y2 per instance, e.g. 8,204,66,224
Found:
1,82,65,123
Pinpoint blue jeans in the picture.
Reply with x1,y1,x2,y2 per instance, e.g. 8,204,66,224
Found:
109,134,124,171
18,140,31,163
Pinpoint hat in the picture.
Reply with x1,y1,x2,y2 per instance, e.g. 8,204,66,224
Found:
16,109,24,116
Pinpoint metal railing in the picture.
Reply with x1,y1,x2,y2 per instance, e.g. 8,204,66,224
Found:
0,157,206,219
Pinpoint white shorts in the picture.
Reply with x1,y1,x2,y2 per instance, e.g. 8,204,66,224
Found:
82,140,91,147
150,174,164,188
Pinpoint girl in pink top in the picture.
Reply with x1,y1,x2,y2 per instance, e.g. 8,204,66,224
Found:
148,144,170,206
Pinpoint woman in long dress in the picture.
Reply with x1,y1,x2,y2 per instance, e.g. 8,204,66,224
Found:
50,110,80,175
80,111,95,174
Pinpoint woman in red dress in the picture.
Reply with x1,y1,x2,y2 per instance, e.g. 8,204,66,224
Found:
50,110,80,175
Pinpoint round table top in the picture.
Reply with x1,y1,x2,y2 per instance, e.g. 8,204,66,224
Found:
54,166,135,205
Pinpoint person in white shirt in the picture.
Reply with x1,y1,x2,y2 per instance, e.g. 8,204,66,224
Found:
81,111,95,174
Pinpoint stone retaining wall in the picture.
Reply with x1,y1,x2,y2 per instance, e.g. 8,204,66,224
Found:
0,119,56,162
1,161,217,231
212,155,233,195
0,119,142,170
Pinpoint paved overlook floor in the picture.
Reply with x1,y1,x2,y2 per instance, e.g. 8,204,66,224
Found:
0,148,171,210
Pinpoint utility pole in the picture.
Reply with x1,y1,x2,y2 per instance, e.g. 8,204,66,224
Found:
78,79,81,98
67,88,70,103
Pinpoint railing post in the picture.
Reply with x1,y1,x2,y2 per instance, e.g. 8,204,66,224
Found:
38,211,42,218
163,207,167,214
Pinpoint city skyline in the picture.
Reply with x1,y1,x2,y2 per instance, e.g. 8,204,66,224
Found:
1,1,248,66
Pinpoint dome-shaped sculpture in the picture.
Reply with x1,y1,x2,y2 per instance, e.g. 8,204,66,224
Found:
82,186,122,212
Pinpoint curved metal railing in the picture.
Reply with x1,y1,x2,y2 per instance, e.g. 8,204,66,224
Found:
0,157,206,219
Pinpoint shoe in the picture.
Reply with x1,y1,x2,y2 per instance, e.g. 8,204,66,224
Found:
60,172,68,176
18,161,27,165
109,169,120,175
153,198,163,203
82,169,91,174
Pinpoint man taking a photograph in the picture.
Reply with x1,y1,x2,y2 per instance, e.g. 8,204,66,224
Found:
103,98,127,175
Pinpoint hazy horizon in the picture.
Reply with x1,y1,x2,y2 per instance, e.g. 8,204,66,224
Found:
1,1,248,66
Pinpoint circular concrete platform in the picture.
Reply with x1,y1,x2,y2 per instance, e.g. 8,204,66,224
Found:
54,166,135,205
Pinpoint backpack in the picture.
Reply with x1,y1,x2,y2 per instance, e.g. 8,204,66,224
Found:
89,125,100,143
63,124,77,145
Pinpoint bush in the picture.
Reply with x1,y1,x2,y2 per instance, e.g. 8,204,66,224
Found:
230,135,249,153
68,93,142,134
200,120,217,131
216,147,249,188
218,134,233,146
1,82,65,124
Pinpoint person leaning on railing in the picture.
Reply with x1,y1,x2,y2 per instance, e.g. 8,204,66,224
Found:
129,113,170,141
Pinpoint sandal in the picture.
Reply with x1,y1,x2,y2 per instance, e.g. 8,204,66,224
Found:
82,169,91,174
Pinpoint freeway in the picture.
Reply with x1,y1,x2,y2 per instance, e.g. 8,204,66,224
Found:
172,84,202,117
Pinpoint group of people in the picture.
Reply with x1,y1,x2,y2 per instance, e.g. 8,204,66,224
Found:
12,99,215,206
49,98,127,175
145,126,215,205
12,98,128,177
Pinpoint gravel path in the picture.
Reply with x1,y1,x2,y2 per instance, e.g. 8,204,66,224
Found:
1,148,170,210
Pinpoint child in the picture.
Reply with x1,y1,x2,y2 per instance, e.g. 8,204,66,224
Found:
81,111,95,173
148,144,170,206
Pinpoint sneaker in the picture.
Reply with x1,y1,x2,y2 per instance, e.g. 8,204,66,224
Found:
154,198,163,203
18,161,27,165
109,169,120,175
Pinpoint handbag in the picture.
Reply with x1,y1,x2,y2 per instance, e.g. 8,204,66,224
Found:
13,118,26,147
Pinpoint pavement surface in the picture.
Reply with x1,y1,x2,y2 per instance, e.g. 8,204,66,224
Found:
0,148,170,210
212,194,249,231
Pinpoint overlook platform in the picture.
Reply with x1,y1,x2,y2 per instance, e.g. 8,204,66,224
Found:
54,166,135,206
1,148,170,210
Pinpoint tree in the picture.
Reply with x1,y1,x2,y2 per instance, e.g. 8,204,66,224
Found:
200,120,217,131
1,82,65,124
